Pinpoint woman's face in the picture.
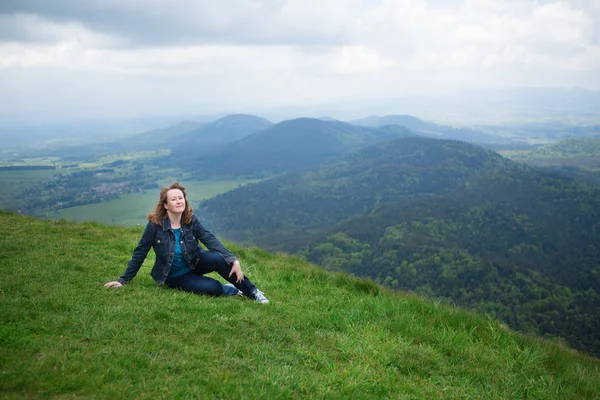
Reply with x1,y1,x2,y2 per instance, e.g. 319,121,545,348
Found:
163,189,186,214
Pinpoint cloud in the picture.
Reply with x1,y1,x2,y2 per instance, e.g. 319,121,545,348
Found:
0,0,598,119
0,0,363,46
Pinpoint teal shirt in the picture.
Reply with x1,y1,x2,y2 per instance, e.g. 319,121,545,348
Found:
167,229,191,280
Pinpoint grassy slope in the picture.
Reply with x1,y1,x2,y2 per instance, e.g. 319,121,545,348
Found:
0,212,598,399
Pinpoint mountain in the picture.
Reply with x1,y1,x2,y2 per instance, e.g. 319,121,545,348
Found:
12,120,206,161
199,136,600,356
351,114,511,144
501,137,600,169
499,137,600,184
297,175,600,355
0,114,206,150
351,114,440,131
1,211,599,398
200,136,511,245
170,114,273,157
192,118,415,178
123,120,204,147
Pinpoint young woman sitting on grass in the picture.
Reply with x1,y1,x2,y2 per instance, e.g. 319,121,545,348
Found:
104,182,269,303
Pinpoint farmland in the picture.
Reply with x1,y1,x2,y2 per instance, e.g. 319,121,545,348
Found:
0,151,260,226
43,179,259,226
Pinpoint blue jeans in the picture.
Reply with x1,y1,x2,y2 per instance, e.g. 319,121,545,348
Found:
165,250,257,297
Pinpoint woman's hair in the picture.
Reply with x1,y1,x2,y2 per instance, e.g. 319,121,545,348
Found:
147,182,193,226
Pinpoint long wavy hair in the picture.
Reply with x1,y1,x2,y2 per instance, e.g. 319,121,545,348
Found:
147,182,193,226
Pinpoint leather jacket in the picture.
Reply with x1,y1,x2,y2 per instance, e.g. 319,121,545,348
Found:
118,214,237,286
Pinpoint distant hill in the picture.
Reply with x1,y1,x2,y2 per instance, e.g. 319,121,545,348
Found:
351,114,511,144
171,114,273,157
123,120,205,148
0,115,206,150
1,211,599,398
15,120,206,160
351,114,439,131
192,117,415,178
481,122,600,142
499,137,600,184
199,136,600,356
500,137,600,169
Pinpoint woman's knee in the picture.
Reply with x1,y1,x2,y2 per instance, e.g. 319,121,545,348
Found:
197,251,230,270
168,275,224,296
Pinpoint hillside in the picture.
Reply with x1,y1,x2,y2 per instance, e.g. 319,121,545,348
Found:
298,184,600,355
124,120,205,148
192,118,415,178
350,114,509,144
499,137,600,184
170,114,273,157
500,137,600,169
199,137,600,356
200,137,513,245
10,120,205,162
0,211,599,399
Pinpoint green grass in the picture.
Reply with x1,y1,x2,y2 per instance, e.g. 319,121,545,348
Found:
43,179,260,226
1,211,599,399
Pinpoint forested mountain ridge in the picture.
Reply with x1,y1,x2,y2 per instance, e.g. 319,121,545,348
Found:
191,118,415,178
198,136,600,356
200,137,513,246
297,169,600,353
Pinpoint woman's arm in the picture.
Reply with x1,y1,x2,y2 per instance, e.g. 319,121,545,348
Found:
105,221,156,287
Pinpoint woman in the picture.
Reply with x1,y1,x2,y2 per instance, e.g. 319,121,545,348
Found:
104,182,269,303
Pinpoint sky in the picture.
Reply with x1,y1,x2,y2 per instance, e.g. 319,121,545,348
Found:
0,0,599,121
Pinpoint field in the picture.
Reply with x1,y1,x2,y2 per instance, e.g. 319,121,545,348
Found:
43,179,260,226
1,211,599,399
0,169,59,209
0,151,262,226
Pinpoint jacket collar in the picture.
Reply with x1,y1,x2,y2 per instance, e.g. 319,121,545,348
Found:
162,217,189,233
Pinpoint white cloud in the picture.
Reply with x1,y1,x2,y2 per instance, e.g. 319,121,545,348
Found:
0,0,598,119
0,12,119,47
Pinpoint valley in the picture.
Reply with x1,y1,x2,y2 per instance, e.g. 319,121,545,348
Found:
0,148,260,226
1,112,599,357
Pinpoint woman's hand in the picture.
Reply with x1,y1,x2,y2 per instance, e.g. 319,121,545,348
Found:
229,260,244,284
104,281,123,288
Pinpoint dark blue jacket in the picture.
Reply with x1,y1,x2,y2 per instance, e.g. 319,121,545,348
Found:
118,215,237,285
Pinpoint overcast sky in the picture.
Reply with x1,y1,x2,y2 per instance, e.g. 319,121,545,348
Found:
0,0,598,121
